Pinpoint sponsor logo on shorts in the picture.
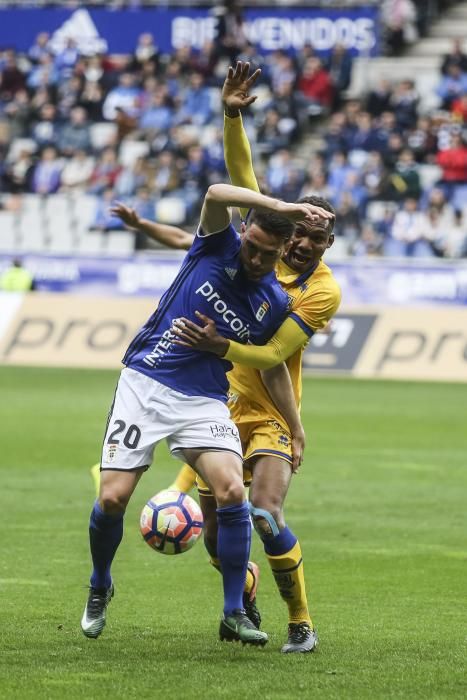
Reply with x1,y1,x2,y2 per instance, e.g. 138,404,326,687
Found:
105,443,118,463
209,423,240,443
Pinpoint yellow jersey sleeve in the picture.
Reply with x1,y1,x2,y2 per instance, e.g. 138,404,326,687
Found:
291,279,341,335
224,317,309,370
224,113,260,220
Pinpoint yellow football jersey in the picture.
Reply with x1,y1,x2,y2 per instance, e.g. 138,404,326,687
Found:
228,257,341,423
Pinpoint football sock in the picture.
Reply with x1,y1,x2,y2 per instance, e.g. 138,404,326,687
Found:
169,464,197,493
264,526,313,626
90,463,100,497
89,500,124,590
217,502,251,616
210,556,256,597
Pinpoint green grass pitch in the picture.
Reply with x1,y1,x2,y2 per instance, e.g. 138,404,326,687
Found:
0,366,466,699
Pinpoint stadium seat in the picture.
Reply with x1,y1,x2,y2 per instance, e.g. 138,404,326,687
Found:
367,201,398,223
7,138,37,162
90,122,118,150
155,197,186,225
325,236,349,259
249,85,273,112
17,212,47,252
78,231,107,254
0,212,17,252
200,125,220,147
208,86,222,114
119,139,150,167
105,230,135,255
418,164,443,190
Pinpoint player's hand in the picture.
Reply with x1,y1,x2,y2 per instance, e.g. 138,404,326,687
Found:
222,61,262,116
171,312,230,356
275,200,335,224
110,201,141,229
291,425,306,474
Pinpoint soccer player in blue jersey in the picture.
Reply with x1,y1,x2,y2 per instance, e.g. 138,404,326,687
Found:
80,181,333,646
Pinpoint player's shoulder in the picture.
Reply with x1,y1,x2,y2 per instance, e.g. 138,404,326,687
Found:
189,222,240,257
304,259,340,298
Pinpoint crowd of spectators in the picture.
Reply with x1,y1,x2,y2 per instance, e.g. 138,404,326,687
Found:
0,13,466,258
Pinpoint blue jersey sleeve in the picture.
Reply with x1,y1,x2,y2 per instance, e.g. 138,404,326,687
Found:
188,222,240,259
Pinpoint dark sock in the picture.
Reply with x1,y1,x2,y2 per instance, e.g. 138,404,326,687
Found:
89,500,124,589
217,502,251,616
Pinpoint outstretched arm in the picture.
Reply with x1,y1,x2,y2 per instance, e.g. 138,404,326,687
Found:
222,62,262,219
172,313,309,369
111,201,194,250
260,364,305,473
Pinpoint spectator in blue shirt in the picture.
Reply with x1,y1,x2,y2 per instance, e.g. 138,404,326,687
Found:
58,106,91,156
436,64,467,109
28,32,51,65
103,72,141,121
90,188,125,232
27,54,59,90
30,146,62,194
176,72,212,126
31,102,60,147
54,38,80,78
139,91,173,133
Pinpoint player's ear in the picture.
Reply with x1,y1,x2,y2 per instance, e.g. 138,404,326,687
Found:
327,233,334,249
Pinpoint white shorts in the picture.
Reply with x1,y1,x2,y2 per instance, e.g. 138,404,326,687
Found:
101,367,242,471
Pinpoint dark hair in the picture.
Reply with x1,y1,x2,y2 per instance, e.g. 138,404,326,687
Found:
296,195,336,233
248,209,294,242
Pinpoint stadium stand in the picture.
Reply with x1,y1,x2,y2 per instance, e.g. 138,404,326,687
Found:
0,0,466,258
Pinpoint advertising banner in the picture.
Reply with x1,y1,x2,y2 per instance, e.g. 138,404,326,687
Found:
1,293,467,383
0,6,380,56
2,254,467,306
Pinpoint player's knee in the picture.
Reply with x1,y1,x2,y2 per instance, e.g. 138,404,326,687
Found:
215,480,244,507
99,491,128,515
249,500,284,539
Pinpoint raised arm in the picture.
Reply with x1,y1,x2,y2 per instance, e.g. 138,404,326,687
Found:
200,183,329,235
111,201,194,250
222,62,262,219
260,363,305,472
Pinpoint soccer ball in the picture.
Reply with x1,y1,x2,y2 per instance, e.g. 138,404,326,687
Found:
140,489,203,555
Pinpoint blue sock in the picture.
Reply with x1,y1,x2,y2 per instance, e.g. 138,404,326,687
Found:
262,525,297,556
89,500,124,589
217,502,251,616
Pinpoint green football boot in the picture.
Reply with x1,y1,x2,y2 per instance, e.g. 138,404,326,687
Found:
220,610,268,646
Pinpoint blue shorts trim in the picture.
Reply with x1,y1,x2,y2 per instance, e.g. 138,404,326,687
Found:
248,448,293,464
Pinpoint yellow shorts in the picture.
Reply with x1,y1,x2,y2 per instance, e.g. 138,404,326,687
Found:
197,391,292,496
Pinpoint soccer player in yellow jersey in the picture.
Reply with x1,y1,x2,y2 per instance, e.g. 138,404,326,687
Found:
111,63,340,652
171,62,341,653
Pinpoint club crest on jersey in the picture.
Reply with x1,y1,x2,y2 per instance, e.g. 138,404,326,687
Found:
255,301,270,322
224,266,237,280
